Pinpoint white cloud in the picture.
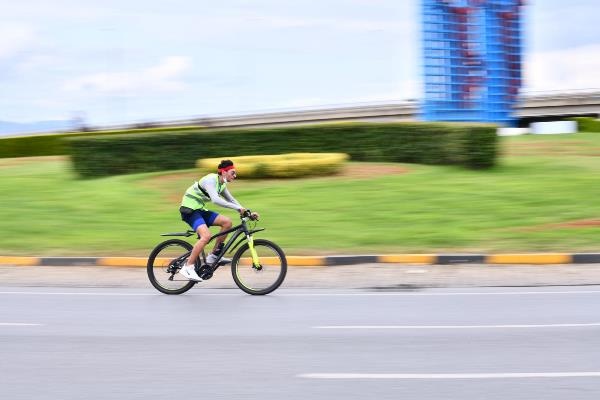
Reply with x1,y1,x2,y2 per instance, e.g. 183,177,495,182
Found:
0,23,36,59
175,12,413,38
16,54,62,73
4,2,112,20
524,44,600,92
253,15,411,33
63,56,191,94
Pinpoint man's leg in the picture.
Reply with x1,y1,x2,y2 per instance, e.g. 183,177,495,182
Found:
188,223,211,266
179,211,211,280
204,214,233,264
210,214,233,253
179,224,210,282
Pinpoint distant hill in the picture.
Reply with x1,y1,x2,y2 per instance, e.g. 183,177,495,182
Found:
0,120,74,137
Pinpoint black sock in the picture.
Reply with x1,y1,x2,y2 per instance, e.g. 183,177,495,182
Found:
213,243,224,255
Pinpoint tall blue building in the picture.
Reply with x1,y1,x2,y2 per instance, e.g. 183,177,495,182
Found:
422,0,524,125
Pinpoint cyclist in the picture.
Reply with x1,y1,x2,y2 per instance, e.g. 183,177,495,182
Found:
178,159,259,281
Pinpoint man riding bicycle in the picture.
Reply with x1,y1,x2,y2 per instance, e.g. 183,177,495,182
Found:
178,159,259,281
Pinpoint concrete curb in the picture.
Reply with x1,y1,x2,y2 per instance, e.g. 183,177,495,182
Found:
2,253,600,267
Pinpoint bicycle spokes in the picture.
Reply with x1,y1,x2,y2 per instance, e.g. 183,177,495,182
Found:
147,240,197,294
232,239,287,295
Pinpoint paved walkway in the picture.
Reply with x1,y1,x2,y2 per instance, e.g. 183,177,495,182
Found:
2,263,600,289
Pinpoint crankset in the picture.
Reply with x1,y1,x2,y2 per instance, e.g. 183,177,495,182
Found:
196,264,214,280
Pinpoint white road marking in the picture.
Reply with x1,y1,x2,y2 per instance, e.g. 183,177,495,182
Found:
277,290,600,297
0,291,161,296
315,323,600,330
1,290,600,296
0,323,42,326
298,372,600,380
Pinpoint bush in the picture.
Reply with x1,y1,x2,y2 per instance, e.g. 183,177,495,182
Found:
67,122,498,178
572,117,600,133
197,153,349,178
0,126,204,159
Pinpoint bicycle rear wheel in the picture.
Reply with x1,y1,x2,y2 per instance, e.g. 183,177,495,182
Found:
231,239,287,295
147,239,196,295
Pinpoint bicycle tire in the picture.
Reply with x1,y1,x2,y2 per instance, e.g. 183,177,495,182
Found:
231,239,287,295
147,239,197,295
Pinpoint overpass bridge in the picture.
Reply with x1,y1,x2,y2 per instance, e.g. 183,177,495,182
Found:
514,90,600,125
174,90,600,129
87,90,600,132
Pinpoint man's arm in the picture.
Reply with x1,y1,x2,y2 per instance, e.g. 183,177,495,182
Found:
221,187,242,209
202,176,243,211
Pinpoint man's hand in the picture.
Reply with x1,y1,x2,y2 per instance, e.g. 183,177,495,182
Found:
239,209,259,220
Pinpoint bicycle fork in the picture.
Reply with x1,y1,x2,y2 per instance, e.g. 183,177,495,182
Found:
246,234,262,269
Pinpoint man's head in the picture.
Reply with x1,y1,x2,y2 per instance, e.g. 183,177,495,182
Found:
217,159,237,183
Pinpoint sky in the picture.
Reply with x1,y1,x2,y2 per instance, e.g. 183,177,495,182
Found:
1,0,599,127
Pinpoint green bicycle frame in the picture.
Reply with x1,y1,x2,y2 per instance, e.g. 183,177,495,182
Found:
161,214,265,268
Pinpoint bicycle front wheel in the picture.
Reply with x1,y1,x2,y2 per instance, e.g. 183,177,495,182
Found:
147,239,196,295
231,239,287,295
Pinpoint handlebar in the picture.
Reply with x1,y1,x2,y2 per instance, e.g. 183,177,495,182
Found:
241,209,259,221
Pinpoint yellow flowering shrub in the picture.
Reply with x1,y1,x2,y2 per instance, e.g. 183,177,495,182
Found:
197,153,349,178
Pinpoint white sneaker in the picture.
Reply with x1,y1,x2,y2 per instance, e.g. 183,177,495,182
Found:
179,265,203,281
206,253,231,265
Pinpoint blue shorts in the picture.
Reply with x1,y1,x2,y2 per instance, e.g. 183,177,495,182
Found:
181,209,219,231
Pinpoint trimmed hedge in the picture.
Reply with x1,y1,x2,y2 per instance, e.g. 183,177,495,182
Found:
67,122,498,178
572,117,600,133
198,153,349,178
0,125,204,159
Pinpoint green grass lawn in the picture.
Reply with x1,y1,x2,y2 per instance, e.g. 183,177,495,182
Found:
2,132,600,256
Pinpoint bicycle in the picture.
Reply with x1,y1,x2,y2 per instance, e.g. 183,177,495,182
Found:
147,210,287,295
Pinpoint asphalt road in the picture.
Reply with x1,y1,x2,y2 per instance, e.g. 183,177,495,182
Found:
1,285,600,399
